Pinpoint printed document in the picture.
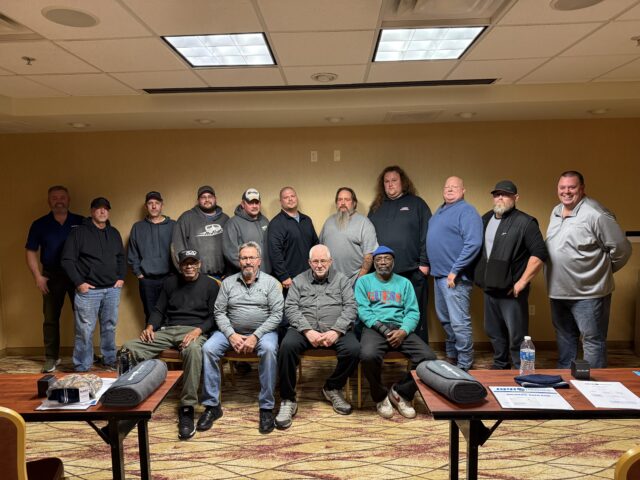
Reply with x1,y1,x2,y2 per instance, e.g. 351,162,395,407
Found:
37,378,116,410
571,380,640,409
490,386,573,410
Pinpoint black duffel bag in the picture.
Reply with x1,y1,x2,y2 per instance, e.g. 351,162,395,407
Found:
416,359,487,404
101,359,168,407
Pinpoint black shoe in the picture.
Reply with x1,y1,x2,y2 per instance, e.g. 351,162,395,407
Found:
258,409,274,434
178,406,195,440
235,362,252,375
197,405,223,431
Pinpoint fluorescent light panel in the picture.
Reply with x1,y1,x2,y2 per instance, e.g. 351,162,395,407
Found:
164,33,275,67
375,27,484,62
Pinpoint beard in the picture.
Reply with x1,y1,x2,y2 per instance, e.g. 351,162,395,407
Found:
200,205,216,214
336,209,352,230
242,267,254,280
493,203,514,217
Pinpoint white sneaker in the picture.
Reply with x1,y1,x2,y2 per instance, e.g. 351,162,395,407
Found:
275,399,297,429
388,386,416,419
376,396,394,419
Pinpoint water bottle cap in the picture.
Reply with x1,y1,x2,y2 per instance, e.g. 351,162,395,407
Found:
524,336,531,340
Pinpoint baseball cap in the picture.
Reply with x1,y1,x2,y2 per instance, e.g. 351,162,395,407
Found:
491,180,518,195
372,245,395,257
178,249,200,264
145,191,163,202
90,197,111,210
197,185,215,197
242,188,261,202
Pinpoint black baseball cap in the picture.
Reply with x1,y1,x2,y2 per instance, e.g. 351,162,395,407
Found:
178,249,200,264
491,180,518,195
145,191,163,202
90,197,111,210
197,185,215,197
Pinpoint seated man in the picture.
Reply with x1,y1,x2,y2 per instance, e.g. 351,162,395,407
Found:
122,249,219,440
200,241,283,434
275,244,360,429
356,245,436,419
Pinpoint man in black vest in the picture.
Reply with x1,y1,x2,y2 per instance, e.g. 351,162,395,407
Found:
474,181,548,370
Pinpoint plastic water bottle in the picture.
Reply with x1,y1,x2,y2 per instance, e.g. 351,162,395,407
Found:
519,336,535,375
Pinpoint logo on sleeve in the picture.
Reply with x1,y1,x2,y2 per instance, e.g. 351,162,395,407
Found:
400,207,410,211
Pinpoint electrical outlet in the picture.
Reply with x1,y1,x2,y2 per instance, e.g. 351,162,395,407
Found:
529,305,536,316
310,150,318,162
333,149,341,162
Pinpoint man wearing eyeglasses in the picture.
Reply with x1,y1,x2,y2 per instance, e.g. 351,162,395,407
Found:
121,249,219,440
474,180,548,371
200,241,284,434
275,244,359,429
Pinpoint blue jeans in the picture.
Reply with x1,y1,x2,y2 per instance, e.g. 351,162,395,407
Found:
434,277,474,370
201,331,278,410
73,287,121,371
551,295,611,369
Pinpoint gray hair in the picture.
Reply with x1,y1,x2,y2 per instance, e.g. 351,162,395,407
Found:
238,241,261,258
309,244,331,260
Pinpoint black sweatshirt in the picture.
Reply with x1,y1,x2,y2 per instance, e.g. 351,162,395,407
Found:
148,274,219,333
267,210,319,282
62,217,126,288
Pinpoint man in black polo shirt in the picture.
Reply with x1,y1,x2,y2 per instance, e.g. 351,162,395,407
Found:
26,185,84,373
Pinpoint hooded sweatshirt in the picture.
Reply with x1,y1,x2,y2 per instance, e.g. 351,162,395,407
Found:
61,217,126,288
172,205,229,276
223,204,270,273
127,216,176,277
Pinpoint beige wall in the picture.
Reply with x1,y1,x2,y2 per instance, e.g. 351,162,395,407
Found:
1,119,638,351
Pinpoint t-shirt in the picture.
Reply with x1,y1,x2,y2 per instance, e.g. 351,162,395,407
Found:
485,215,501,257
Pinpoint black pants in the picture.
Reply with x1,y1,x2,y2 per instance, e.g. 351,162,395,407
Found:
138,276,166,323
399,269,429,343
42,269,76,360
484,291,529,369
278,328,360,401
360,327,436,403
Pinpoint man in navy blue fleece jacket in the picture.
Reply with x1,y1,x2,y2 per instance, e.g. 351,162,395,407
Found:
427,176,482,371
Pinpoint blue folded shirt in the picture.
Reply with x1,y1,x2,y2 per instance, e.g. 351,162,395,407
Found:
514,374,569,389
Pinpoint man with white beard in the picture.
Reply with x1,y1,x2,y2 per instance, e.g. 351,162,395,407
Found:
319,187,378,286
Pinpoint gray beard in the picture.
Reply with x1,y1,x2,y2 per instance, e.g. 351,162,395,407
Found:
242,268,254,281
493,204,513,216
336,210,351,230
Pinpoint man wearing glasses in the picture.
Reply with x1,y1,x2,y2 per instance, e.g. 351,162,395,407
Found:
122,249,220,440
200,241,283,434
474,180,548,370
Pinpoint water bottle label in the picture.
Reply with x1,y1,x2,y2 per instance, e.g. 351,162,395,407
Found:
520,350,535,362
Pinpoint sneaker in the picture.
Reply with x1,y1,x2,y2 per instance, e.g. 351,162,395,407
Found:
275,399,298,429
322,388,352,415
102,363,117,372
41,358,61,373
196,405,223,431
388,386,416,419
178,406,196,440
376,396,394,419
258,409,275,434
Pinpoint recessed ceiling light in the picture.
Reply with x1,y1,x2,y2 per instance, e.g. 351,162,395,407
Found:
374,27,485,62
163,33,275,67
588,108,609,115
68,122,90,129
311,72,338,83
550,0,604,11
195,118,215,125
325,117,344,124
456,112,476,119
42,7,98,28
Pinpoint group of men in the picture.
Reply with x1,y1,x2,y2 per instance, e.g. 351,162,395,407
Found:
25,167,631,438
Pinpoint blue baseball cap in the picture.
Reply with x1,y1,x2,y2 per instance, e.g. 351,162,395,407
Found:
372,245,395,257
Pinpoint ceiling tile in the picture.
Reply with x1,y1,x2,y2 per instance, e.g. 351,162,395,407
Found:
597,57,640,80
519,55,639,83
0,0,151,39
561,20,640,56
57,38,187,72
270,31,376,66
0,67,14,75
122,0,262,35
0,76,66,97
196,67,284,87
499,0,637,25
617,3,640,20
257,0,382,32
282,65,367,85
448,58,547,84
0,41,98,74
466,23,602,60
25,74,138,95
367,60,457,83
112,71,207,89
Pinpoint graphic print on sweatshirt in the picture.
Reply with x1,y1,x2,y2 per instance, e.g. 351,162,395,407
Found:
196,224,223,237
367,290,403,305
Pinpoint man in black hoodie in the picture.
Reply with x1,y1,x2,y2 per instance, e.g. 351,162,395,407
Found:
62,197,126,372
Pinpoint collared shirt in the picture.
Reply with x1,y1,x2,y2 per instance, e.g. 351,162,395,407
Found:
25,211,84,270
285,268,357,334
214,271,283,338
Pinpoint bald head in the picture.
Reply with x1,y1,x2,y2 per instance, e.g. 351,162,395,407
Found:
443,176,465,204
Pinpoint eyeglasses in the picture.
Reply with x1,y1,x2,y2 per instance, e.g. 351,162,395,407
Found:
492,192,514,198
181,263,199,269
310,259,330,266
239,256,259,262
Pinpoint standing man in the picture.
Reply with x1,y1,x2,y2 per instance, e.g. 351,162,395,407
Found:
275,245,360,430
123,249,218,440
223,188,270,274
268,186,318,291
368,166,432,342
200,242,283,434
356,246,436,420
127,191,176,323
319,187,378,286
546,171,631,368
25,185,84,373
427,176,482,371
61,197,125,372
474,180,548,370
172,185,229,279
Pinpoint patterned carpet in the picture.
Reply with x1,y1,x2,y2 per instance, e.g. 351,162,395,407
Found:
3,348,640,480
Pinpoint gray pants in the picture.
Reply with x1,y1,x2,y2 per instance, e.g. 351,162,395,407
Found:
483,291,529,369
124,325,206,406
